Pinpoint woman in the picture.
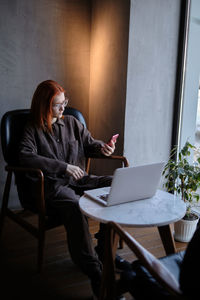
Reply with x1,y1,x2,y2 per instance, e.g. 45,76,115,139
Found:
19,80,115,297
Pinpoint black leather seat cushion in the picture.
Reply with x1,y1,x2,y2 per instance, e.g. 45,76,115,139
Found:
1,109,30,164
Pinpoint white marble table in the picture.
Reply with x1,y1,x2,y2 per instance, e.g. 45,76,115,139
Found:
79,189,186,254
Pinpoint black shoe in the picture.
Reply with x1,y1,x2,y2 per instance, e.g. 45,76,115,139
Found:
90,271,102,299
95,245,105,263
91,280,101,300
115,255,132,271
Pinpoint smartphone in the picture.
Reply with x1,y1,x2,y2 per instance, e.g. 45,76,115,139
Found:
107,134,119,146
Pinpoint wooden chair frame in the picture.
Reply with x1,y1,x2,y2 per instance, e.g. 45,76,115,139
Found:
0,157,129,273
99,221,184,300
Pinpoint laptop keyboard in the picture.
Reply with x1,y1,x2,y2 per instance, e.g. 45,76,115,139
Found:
98,194,109,201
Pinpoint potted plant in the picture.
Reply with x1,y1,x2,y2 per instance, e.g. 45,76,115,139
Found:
162,141,200,242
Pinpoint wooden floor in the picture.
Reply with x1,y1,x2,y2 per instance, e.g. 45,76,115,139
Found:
0,214,187,300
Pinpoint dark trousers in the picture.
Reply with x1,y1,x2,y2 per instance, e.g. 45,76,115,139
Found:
49,175,112,279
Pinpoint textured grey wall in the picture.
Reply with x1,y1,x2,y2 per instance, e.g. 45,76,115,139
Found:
124,0,181,175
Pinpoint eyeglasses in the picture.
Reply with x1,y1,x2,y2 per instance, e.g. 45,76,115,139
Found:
52,99,69,109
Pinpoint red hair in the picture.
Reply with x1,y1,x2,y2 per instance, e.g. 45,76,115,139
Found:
30,80,65,132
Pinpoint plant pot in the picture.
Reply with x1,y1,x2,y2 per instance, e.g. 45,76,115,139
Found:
174,215,199,242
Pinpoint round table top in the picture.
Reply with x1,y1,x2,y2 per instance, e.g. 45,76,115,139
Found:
79,189,186,227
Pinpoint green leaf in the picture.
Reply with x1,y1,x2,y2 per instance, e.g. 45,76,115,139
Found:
163,140,200,208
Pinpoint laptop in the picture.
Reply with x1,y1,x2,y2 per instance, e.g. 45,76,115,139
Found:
84,162,165,206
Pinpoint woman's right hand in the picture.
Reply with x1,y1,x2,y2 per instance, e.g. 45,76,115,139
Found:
66,164,84,180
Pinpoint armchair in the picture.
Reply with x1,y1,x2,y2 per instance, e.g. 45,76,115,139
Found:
0,108,128,273
99,221,200,300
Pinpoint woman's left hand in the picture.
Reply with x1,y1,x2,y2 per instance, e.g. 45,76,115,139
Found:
101,141,115,156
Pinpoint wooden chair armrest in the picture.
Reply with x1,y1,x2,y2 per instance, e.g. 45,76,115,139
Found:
86,155,129,173
5,165,44,178
103,155,129,167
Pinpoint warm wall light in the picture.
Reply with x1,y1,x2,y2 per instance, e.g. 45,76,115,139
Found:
89,0,129,141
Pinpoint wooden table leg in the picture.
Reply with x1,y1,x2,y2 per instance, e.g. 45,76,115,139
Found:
157,224,176,255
